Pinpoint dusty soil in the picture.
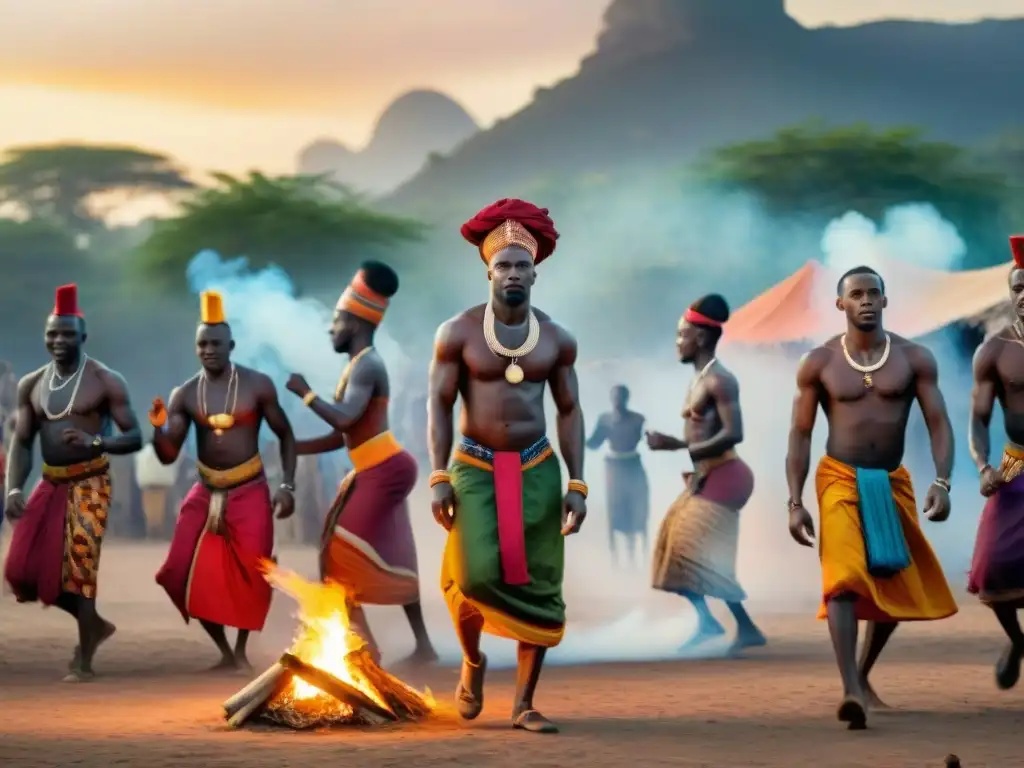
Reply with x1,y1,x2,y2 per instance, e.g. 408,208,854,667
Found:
1,544,1021,768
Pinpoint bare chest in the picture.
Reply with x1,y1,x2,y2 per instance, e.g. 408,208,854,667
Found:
33,371,107,418
821,357,914,404
182,381,261,428
996,345,1024,395
463,330,560,384
684,379,716,418
607,414,644,442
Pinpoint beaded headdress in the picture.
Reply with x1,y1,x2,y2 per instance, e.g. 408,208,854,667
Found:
480,219,539,264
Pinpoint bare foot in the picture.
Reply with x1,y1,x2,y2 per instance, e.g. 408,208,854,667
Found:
69,620,117,672
837,694,868,730
861,679,892,710
995,642,1023,690
728,627,768,656
679,622,726,653
62,668,96,683
512,708,559,734
234,655,254,675
208,656,238,672
392,646,440,670
455,653,487,720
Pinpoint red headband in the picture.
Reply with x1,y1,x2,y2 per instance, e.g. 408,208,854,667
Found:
684,307,722,328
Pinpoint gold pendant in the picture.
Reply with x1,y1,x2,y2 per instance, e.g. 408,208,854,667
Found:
208,413,235,434
505,363,524,384
863,373,873,389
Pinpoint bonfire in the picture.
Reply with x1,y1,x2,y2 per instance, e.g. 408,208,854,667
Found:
222,565,435,729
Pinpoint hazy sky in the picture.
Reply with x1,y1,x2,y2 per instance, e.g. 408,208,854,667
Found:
1,0,1022,174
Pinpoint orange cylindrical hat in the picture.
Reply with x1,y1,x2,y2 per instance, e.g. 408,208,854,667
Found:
337,270,389,325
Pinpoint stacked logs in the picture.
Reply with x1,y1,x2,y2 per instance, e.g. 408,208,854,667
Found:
223,650,432,729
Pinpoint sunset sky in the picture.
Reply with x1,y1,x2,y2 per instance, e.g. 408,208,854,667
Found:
1,0,1021,176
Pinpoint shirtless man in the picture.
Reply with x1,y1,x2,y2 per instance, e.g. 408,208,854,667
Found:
785,265,957,730
430,198,587,734
586,385,649,567
966,235,1024,689
286,260,437,666
153,290,296,671
4,284,143,681
646,295,765,654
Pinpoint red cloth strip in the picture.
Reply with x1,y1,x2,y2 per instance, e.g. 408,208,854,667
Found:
492,451,531,586
684,307,722,327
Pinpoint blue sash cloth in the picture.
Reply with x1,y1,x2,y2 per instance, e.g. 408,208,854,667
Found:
855,467,911,578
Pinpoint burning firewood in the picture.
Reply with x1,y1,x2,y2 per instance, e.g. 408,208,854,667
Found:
222,565,435,730
280,652,397,722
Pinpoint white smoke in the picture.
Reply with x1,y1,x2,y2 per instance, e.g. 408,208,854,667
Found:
185,250,411,438
180,200,984,670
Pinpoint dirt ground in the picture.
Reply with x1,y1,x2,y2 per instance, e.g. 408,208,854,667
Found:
1,544,1021,768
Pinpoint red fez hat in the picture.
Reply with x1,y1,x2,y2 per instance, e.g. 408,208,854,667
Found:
1011,235,1024,268
52,283,83,318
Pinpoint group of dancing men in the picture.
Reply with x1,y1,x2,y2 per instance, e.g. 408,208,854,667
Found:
3,198,1024,734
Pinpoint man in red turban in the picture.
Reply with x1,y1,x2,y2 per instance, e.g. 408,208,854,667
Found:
427,199,586,734
4,283,144,682
460,198,559,266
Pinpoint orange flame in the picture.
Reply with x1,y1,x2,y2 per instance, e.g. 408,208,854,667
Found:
260,560,434,715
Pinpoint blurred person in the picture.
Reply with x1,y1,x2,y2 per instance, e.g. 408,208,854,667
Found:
586,384,649,568
151,291,296,672
646,295,766,655
785,266,957,730
966,235,1024,691
3,284,143,682
287,261,437,667
429,199,586,734
134,442,180,539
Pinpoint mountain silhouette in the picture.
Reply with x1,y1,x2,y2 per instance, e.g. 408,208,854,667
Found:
386,0,1024,210
297,89,479,194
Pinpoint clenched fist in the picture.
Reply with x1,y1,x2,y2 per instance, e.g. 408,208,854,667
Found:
149,397,167,428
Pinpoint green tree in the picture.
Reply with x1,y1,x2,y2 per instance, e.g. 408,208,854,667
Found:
0,143,194,237
137,171,426,287
699,122,1012,266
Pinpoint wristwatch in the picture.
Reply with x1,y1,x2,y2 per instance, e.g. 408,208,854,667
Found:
91,435,103,449
280,483,296,494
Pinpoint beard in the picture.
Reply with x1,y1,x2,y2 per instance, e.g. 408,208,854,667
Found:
501,288,527,307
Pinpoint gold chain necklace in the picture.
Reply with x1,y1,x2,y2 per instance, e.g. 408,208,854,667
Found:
483,302,540,384
685,357,717,411
840,333,891,389
335,346,373,400
199,364,239,436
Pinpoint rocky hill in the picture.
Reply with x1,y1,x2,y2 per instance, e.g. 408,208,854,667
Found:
385,0,1024,214
297,89,479,195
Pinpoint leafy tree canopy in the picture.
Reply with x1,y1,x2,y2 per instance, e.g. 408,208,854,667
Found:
0,143,194,236
698,121,1012,265
136,172,427,286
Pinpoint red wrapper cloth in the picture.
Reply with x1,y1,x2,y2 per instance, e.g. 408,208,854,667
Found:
461,198,559,265
4,459,111,603
156,473,274,632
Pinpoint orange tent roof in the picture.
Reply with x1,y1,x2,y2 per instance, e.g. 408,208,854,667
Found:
724,259,1014,345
